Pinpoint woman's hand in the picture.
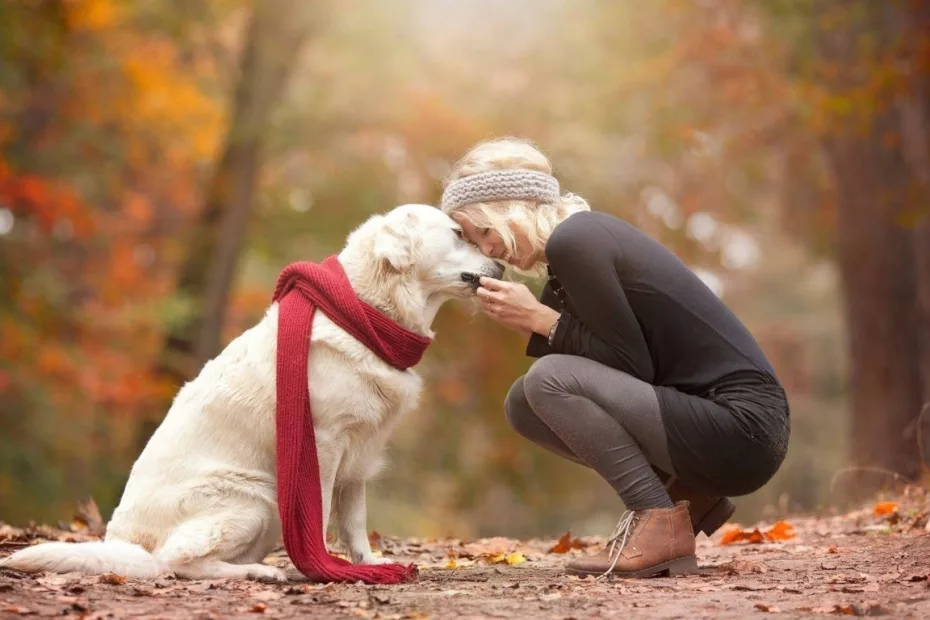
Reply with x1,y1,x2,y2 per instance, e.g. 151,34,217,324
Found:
477,277,561,338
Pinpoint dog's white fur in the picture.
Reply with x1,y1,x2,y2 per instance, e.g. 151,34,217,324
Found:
1,204,501,582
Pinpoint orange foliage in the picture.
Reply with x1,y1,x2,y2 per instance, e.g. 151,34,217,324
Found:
719,521,796,546
874,502,899,516
547,531,590,554
0,0,227,522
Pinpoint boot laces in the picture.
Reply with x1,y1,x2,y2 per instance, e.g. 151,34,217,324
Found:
597,510,637,579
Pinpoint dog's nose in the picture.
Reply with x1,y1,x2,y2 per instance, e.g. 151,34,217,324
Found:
488,262,505,279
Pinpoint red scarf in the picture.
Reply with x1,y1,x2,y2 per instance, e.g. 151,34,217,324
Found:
272,256,430,584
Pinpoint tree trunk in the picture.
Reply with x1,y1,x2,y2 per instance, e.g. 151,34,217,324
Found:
815,0,924,491
898,0,930,467
144,0,324,450
155,0,322,385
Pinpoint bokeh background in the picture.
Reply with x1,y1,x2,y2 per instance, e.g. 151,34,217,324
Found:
1,0,928,539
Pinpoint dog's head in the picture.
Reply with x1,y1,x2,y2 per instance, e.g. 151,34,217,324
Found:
340,204,504,331
370,203,503,294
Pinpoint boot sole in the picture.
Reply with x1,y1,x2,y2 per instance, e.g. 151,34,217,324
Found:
696,499,736,537
566,554,699,579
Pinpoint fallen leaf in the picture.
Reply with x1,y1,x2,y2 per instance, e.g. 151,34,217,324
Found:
445,547,457,569
458,537,515,559
865,603,892,615
715,559,769,575
3,606,35,616
548,531,588,554
483,551,526,566
719,521,795,546
368,531,383,549
765,521,796,541
827,547,839,554
73,498,105,536
754,603,780,612
98,572,126,585
720,527,764,545
831,603,859,615
251,603,267,613
731,584,776,591
873,502,898,517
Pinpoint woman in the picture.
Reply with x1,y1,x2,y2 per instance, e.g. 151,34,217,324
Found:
440,138,790,578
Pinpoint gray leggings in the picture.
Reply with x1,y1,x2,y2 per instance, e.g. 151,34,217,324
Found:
505,354,675,510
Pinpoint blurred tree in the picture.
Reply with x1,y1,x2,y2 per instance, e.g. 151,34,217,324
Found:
0,0,226,522
751,0,930,487
155,0,331,389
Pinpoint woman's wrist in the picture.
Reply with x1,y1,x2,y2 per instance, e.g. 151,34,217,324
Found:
531,305,561,337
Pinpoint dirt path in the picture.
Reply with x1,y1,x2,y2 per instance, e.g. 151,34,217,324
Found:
2,491,929,619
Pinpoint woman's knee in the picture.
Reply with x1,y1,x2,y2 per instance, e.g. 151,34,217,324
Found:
504,376,539,437
523,354,580,408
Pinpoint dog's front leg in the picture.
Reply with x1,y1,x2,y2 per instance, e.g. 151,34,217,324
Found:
333,479,389,565
316,441,343,546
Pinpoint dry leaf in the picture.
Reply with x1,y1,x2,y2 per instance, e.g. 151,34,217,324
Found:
715,559,768,575
754,603,779,613
719,520,795,546
873,502,898,516
483,551,526,566
831,603,859,615
548,531,587,554
445,548,457,569
458,537,514,559
73,498,105,536
368,531,383,549
98,572,127,585
250,603,267,613
4,606,35,616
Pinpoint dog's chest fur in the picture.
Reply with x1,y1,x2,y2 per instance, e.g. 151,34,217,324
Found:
114,303,422,527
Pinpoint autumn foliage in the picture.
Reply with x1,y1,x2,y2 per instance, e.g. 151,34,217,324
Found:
719,521,797,546
0,0,928,537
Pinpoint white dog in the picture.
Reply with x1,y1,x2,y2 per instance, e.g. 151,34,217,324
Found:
1,204,502,582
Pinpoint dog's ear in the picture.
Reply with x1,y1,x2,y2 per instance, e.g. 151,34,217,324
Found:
373,211,418,272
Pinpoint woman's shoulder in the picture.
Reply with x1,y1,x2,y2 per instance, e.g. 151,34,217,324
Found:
546,211,629,257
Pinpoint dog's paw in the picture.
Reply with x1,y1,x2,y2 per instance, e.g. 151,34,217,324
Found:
246,565,288,583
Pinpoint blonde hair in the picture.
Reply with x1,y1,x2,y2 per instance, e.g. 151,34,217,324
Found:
441,137,590,278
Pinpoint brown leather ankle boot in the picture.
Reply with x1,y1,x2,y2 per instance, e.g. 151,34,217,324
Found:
565,501,698,578
652,467,735,537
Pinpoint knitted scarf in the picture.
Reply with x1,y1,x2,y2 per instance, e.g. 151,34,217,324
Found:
272,256,430,584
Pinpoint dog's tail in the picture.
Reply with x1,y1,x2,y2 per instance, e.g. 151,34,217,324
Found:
0,539,164,579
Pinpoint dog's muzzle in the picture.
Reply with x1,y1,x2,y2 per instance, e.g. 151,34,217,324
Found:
460,263,505,287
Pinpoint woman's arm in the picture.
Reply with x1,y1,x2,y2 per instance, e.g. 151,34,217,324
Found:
541,213,656,383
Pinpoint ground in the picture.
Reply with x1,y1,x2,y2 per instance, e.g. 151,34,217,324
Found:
2,488,929,619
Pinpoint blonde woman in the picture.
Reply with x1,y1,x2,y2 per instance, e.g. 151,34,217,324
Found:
440,138,790,578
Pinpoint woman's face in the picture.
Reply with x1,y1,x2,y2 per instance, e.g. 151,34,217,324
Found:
451,212,540,271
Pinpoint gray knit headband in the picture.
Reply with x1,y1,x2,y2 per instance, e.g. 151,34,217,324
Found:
440,169,561,212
